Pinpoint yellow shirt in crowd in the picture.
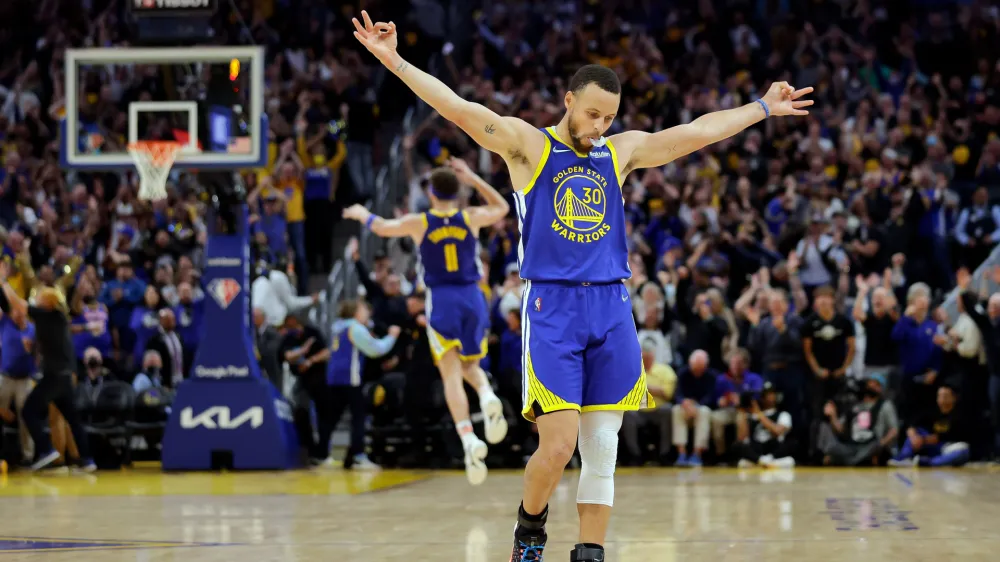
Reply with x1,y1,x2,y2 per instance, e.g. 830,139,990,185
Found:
646,362,677,403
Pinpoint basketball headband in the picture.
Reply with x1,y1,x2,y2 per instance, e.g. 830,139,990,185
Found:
430,186,458,200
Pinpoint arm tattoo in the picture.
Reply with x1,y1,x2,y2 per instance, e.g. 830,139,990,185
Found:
395,61,408,73
484,124,496,134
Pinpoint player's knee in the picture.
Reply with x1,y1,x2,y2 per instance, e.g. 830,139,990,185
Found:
697,405,711,417
577,413,621,507
579,427,618,478
539,435,576,468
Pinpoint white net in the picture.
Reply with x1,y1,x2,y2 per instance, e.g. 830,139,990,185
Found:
127,141,185,201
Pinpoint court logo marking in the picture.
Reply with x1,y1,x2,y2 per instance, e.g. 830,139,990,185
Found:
822,497,918,531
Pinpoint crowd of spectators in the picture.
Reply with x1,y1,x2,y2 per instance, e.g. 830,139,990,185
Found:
0,0,402,467
367,0,1000,469
5,0,1000,471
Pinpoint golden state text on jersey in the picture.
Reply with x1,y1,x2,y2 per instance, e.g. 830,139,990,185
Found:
512,127,631,283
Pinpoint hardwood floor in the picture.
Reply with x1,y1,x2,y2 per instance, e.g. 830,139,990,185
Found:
0,464,997,561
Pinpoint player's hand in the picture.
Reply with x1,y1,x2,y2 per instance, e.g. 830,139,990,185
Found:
760,81,813,117
352,11,398,65
388,325,401,338
342,204,370,223
447,157,476,185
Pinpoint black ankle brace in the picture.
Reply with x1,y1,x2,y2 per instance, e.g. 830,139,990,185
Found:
517,503,548,531
570,543,605,561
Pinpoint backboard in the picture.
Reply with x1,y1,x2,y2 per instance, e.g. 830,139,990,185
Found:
61,46,267,171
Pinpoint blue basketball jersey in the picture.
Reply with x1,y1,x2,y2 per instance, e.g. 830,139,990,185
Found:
328,329,363,386
513,127,631,283
418,209,483,287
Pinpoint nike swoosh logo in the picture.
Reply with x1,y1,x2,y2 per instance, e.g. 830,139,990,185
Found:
622,294,628,302
553,148,571,153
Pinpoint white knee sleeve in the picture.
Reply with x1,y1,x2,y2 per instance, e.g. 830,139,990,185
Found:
577,410,623,507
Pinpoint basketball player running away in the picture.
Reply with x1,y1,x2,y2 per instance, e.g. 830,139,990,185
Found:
353,10,813,562
343,157,510,485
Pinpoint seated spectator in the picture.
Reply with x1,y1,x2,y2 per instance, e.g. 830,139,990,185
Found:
711,348,764,462
816,373,899,466
133,350,164,394
889,384,970,468
671,350,718,467
732,382,795,468
77,347,114,404
621,339,677,466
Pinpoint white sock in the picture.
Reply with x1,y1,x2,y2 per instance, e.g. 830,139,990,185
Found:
456,420,478,446
478,384,498,404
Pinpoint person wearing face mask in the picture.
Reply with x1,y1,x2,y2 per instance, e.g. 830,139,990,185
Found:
816,373,900,466
133,350,165,394
79,347,113,404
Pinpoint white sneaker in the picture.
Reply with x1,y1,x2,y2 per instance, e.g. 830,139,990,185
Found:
762,456,796,469
888,457,920,467
350,454,382,471
737,459,756,468
30,451,61,472
481,397,508,445
463,437,489,486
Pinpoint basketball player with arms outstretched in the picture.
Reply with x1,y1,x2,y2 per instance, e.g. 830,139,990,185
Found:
343,157,509,485
352,10,813,562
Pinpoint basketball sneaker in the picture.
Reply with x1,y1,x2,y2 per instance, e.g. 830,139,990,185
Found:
510,524,547,561
481,395,508,445
30,450,61,472
463,436,489,485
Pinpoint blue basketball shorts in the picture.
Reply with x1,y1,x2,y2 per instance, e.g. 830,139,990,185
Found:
425,284,489,362
520,280,653,422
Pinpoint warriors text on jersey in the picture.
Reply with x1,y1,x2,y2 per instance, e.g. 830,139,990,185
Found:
512,126,631,283
417,209,483,287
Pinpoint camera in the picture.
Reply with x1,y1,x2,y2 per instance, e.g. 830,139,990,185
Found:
738,391,757,410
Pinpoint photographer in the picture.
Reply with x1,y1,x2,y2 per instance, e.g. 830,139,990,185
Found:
815,373,899,466
710,348,764,462
731,383,795,468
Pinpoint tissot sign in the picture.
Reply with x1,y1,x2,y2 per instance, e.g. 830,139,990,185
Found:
131,0,217,15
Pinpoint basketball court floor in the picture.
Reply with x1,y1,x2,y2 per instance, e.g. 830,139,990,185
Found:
0,465,997,561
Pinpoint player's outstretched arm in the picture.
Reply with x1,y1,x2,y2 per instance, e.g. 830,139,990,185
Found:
352,11,532,156
343,204,427,241
447,158,510,229
612,81,814,174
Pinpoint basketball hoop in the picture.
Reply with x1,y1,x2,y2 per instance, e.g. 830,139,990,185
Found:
127,141,188,201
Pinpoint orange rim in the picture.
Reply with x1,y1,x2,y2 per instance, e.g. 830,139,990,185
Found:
128,141,184,166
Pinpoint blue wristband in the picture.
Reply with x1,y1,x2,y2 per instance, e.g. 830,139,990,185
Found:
365,215,377,230
755,98,770,118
